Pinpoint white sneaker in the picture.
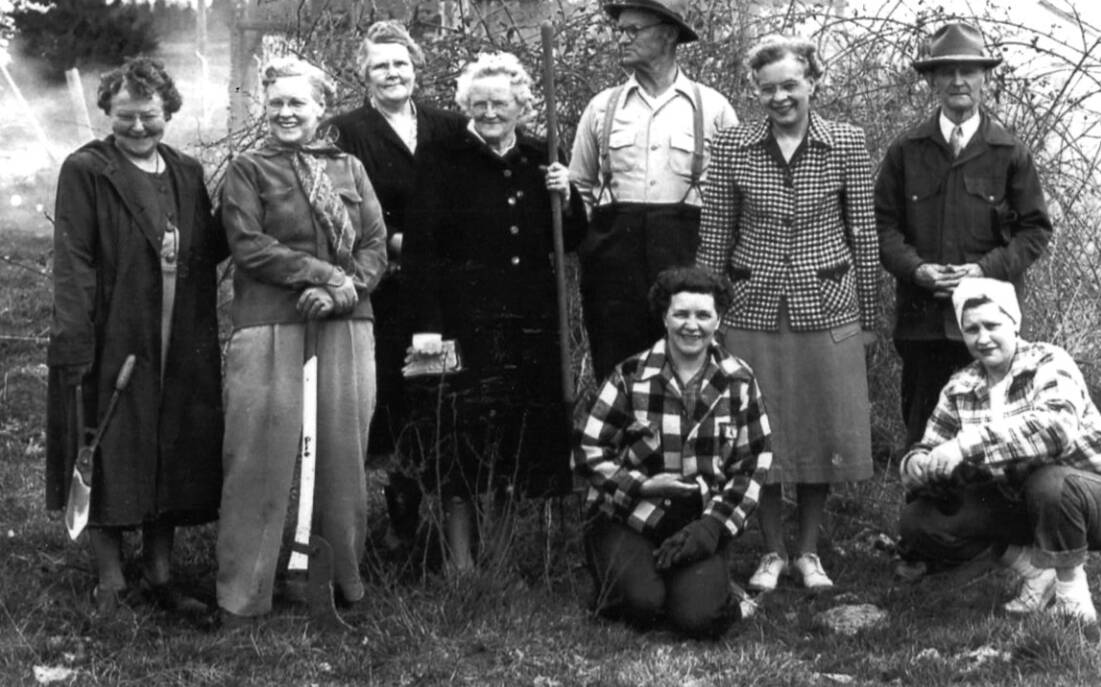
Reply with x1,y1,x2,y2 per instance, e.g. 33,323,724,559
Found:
748,552,787,592
792,552,834,590
1004,568,1056,615
1050,570,1098,624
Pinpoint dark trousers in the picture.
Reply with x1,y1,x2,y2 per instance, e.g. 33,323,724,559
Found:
580,203,700,381
894,339,974,445
584,515,734,637
900,466,1101,568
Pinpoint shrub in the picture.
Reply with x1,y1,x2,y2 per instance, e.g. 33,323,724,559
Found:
10,0,158,81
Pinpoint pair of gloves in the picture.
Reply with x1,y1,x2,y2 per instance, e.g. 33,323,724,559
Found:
654,516,724,571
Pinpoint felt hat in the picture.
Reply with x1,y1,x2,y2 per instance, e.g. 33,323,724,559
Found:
912,22,1002,72
952,277,1021,331
603,0,698,44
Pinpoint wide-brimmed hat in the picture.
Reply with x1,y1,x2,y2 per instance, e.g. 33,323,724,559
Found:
912,22,1002,72
603,0,698,44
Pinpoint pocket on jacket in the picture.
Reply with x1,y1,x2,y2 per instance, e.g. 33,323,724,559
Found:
816,260,858,318
963,174,1010,247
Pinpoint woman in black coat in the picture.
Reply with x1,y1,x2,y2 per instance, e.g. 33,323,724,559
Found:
326,21,466,545
403,51,586,571
46,58,225,617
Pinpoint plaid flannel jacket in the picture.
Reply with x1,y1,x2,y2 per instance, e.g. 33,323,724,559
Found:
901,341,1101,490
572,340,773,539
697,113,878,331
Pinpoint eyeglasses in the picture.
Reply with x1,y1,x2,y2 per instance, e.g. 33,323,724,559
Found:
610,21,664,41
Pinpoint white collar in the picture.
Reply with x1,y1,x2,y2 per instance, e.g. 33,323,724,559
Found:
465,119,517,157
939,110,981,150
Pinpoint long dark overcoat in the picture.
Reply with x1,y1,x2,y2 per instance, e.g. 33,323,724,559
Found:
402,130,587,496
326,100,466,453
46,137,227,526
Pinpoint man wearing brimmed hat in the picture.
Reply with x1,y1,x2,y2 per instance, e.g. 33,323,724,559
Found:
570,0,737,381
875,22,1052,445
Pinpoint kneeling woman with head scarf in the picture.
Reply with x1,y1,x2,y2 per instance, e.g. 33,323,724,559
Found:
900,277,1101,627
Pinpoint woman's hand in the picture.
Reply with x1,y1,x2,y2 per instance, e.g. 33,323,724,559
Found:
927,440,965,481
900,452,930,491
297,287,335,319
543,162,571,202
325,269,358,314
639,473,698,498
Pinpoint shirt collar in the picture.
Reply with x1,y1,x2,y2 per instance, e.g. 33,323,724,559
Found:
465,119,517,157
623,68,697,111
939,109,981,148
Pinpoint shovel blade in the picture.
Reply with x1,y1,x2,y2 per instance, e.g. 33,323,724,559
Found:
64,469,90,541
289,535,354,634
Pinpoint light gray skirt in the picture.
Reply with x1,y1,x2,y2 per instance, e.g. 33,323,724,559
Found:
723,309,872,485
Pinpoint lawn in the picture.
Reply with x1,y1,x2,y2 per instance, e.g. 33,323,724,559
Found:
2,224,1100,687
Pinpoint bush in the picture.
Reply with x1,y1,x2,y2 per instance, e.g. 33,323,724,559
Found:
10,0,158,81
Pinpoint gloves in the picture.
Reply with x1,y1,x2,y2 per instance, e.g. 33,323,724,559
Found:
654,516,724,571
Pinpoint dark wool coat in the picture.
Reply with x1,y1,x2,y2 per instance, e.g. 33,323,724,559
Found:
46,138,227,526
326,100,466,453
402,130,587,495
876,111,1053,340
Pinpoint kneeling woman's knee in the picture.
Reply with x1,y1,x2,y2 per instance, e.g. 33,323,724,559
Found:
1023,465,1076,510
665,558,733,637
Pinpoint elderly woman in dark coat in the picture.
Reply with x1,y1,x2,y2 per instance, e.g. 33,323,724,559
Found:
46,57,226,617
402,51,586,571
215,57,387,624
326,20,466,545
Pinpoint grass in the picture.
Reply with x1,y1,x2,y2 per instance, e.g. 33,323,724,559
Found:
3,226,1101,687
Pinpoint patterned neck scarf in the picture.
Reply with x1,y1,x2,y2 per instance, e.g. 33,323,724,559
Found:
262,136,355,273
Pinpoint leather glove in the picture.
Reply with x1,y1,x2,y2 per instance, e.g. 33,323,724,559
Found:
654,516,724,571
59,364,91,387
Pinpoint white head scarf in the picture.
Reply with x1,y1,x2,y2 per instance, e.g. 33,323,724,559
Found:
952,277,1021,331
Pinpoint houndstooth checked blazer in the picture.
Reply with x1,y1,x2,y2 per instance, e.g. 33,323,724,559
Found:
697,112,879,332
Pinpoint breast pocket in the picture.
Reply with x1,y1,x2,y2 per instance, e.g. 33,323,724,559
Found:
607,127,641,174
963,175,1011,249
668,130,704,179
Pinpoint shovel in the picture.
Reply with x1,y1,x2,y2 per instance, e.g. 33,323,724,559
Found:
64,355,137,541
286,321,353,633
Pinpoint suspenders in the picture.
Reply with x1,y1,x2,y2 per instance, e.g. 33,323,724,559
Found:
596,81,706,205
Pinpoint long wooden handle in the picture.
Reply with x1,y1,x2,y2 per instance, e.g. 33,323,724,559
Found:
289,321,320,572
541,21,574,405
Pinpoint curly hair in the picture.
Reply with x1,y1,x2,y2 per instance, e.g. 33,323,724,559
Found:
96,57,182,117
744,34,824,83
355,20,425,76
454,51,535,126
260,56,335,109
647,267,734,323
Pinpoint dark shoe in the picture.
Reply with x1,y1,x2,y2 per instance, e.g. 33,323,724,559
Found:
218,608,258,632
91,584,126,617
140,579,209,617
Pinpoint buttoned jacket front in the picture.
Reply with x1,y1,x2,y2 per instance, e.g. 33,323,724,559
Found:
573,340,772,540
875,111,1052,340
697,113,879,332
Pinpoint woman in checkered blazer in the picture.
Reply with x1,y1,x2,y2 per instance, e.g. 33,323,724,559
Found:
697,35,879,591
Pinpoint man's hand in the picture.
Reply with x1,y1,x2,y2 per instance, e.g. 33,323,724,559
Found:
654,517,723,571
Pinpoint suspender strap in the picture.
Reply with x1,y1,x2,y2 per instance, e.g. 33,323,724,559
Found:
680,80,706,204
597,85,625,205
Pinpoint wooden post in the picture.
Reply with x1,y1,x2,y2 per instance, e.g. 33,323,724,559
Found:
64,68,95,142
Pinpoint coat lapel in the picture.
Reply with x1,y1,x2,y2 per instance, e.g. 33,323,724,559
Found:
162,148,196,262
101,139,164,255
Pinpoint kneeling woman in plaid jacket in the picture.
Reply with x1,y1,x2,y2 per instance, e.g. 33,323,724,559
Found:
573,267,772,637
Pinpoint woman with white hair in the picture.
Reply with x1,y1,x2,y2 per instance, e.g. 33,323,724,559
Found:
216,56,387,625
402,51,587,571
326,24,467,549
900,277,1101,626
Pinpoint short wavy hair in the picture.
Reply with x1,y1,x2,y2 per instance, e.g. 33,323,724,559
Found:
744,34,824,83
648,267,734,323
96,57,182,117
356,20,425,77
260,56,336,108
454,51,535,126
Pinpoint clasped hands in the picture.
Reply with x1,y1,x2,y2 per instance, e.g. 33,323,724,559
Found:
901,439,965,491
297,269,357,319
913,262,983,299
641,474,723,571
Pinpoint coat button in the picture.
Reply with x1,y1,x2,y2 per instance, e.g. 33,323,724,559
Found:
516,191,524,199
510,256,520,266
507,197,516,206
504,169,512,178
662,498,671,507
510,225,519,235
911,195,918,201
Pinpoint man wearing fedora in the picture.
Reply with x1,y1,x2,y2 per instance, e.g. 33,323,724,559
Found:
876,22,1052,445
569,0,737,381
